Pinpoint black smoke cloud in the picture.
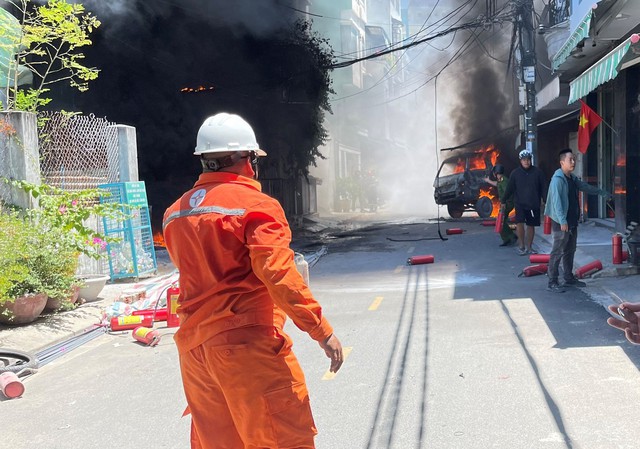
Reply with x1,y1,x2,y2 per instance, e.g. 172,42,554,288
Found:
51,0,326,228
80,0,294,36
446,1,519,167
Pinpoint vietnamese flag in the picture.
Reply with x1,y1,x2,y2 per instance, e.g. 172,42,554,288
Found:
577,100,602,154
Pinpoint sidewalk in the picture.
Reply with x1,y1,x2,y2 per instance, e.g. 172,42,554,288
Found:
0,215,637,357
0,249,177,355
533,218,640,312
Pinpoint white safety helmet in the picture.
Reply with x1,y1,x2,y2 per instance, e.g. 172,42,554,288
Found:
519,149,532,160
194,113,267,156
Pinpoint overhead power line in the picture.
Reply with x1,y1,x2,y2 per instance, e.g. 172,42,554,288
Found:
328,7,515,70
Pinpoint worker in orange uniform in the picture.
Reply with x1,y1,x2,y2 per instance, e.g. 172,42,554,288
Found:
163,112,343,449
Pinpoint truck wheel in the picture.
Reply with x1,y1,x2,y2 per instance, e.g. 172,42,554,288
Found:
447,202,465,219
475,197,493,218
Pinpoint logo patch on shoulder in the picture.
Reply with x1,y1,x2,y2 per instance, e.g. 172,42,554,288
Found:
189,189,207,208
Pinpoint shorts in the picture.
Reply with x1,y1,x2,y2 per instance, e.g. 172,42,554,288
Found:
514,207,540,226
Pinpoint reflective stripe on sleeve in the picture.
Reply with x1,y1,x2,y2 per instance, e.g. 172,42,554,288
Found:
163,205,246,229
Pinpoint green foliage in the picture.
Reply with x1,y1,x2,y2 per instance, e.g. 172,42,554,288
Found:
7,179,129,259
0,0,100,112
14,87,52,112
285,19,334,176
0,208,80,305
0,209,46,301
0,180,130,306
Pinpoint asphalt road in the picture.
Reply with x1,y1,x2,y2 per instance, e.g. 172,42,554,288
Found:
4,219,640,449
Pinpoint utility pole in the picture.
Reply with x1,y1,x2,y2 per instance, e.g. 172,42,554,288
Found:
516,0,538,163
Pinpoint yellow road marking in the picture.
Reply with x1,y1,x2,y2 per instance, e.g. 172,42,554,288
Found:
407,246,415,254
368,296,384,311
322,347,353,380
394,265,403,274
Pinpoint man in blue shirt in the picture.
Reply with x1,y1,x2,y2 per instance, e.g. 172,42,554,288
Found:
544,148,610,292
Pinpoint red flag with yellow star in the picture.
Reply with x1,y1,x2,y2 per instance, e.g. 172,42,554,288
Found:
577,100,602,154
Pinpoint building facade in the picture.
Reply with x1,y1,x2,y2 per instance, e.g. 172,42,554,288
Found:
536,0,640,232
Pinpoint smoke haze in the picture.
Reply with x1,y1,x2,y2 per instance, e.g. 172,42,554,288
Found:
48,0,518,224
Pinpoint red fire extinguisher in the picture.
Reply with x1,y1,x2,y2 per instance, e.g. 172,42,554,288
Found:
166,283,181,328
132,326,162,347
529,254,550,264
575,260,603,279
0,372,25,399
132,308,167,322
543,215,552,235
110,314,154,332
612,234,623,264
494,207,504,234
446,228,465,235
519,264,548,277
407,254,435,265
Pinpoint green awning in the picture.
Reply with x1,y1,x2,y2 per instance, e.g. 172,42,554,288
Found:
551,7,594,72
568,35,639,104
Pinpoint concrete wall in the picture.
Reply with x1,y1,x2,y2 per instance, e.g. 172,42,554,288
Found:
0,111,39,209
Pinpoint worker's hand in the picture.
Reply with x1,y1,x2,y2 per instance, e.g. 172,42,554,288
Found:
320,334,343,373
560,223,569,232
607,302,640,345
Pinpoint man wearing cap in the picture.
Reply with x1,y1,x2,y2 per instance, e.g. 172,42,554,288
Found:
163,112,343,449
483,164,517,246
502,149,548,255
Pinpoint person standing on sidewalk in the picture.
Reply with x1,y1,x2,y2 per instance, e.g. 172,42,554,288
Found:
501,149,548,255
163,112,343,449
544,148,611,292
483,164,517,246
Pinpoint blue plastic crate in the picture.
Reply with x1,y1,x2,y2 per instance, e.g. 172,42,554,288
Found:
99,182,157,280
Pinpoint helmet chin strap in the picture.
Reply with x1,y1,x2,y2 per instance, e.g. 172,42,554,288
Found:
201,151,260,178
201,152,243,172
249,151,259,178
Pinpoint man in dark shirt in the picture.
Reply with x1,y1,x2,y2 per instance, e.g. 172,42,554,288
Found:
502,149,547,255
544,148,610,292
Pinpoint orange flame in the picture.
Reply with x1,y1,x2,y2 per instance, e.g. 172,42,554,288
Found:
453,157,465,174
180,86,215,93
479,187,500,217
615,187,626,194
153,231,166,247
451,144,499,174
469,154,487,170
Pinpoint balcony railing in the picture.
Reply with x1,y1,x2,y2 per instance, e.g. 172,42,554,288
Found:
549,0,570,26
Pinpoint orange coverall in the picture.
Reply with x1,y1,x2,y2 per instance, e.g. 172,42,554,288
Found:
163,172,334,449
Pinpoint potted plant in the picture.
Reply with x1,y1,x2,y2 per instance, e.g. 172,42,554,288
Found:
0,210,48,324
35,227,82,312
8,180,129,303
0,180,129,320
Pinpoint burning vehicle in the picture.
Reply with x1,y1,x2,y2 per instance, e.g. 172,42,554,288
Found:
433,146,499,219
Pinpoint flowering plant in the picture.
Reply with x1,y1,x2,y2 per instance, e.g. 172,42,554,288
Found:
0,180,130,312
8,179,129,259
0,208,77,308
